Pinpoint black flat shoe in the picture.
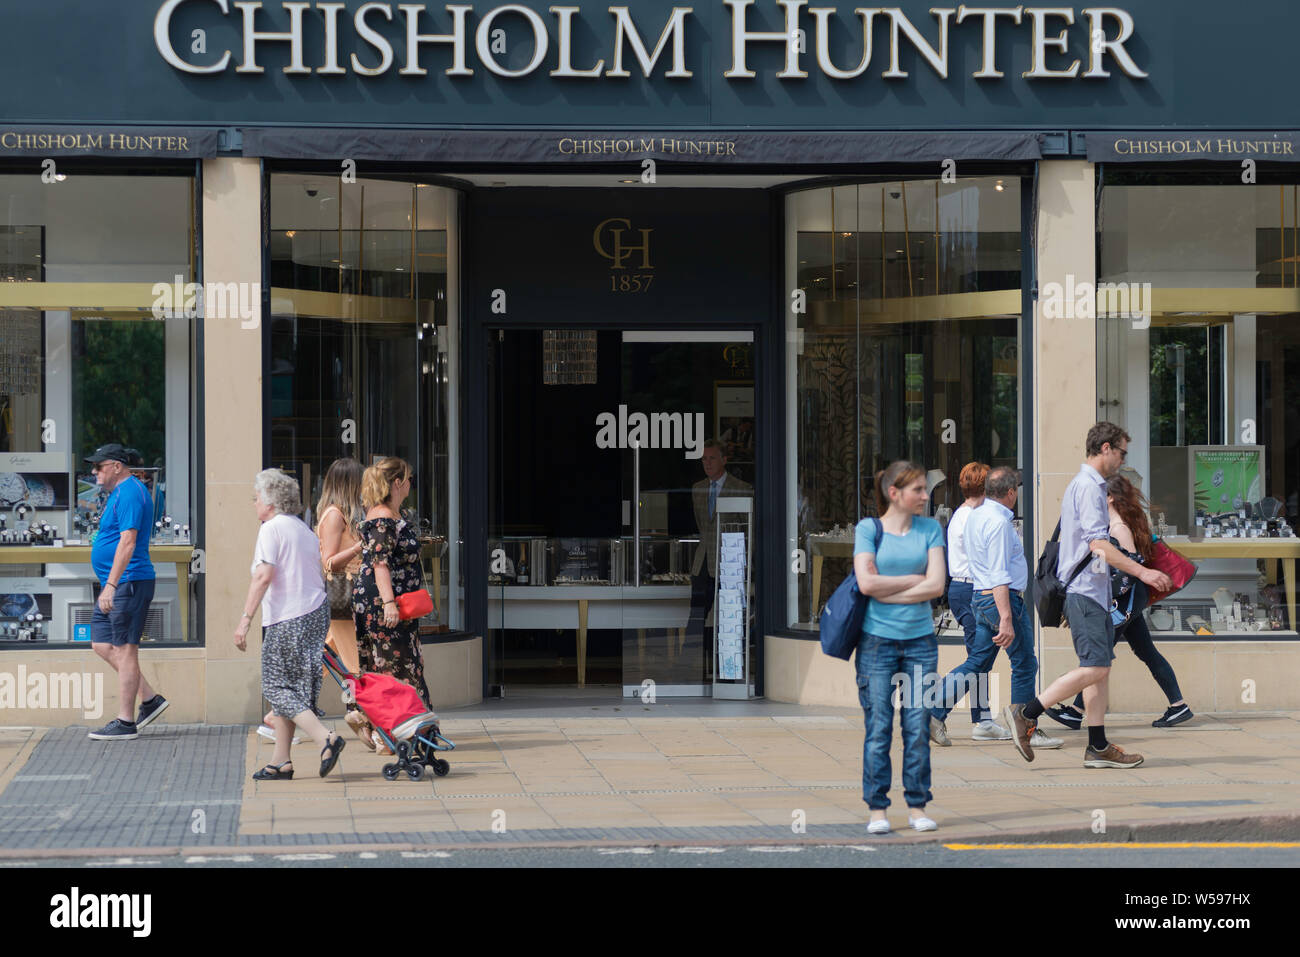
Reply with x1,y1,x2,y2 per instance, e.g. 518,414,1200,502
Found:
1045,705,1084,730
320,734,346,777
253,761,293,780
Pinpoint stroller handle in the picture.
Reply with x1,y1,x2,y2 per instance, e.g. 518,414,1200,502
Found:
321,646,354,691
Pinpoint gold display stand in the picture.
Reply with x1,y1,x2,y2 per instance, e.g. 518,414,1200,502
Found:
1164,537,1300,632
0,544,196,641
809,537,853,619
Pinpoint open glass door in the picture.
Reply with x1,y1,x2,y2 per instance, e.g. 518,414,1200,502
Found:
618,331,757,698
487,328,757,698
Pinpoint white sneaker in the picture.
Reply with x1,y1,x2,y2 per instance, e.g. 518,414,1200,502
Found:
867,818,891,835
909,814,938,832
1030,728,1064,749
256,724,303,745
972,720,1013,741
929,715,952,747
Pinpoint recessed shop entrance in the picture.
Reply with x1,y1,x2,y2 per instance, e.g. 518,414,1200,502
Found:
486,328,758,697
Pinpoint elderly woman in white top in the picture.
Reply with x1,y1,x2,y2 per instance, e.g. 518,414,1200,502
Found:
234,469,346,780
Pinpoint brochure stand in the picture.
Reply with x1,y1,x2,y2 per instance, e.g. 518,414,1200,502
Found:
713,496,755,699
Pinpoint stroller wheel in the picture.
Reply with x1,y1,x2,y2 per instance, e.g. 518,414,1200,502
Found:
381,763,401,781
432,758,450,777
406,763,425,781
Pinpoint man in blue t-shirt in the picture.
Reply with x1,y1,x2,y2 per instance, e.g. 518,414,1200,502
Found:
85,443,169,741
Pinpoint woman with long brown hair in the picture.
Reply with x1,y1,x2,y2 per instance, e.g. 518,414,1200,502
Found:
853,460,948,834
1046,473,1192,729
315,458,369,745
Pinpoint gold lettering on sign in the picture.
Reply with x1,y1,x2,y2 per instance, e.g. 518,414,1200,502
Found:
557,137,736,156
593,217,654,271
0,130,193,153
1109,137,1297,156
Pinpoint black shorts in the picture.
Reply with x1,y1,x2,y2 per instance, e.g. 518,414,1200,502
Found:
1065,592,1115,667
91,579,156,646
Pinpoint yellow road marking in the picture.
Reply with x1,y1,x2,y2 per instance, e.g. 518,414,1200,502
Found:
946,842,1300,850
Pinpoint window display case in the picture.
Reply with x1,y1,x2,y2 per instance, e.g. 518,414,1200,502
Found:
0,170,198,645
489,536,695,587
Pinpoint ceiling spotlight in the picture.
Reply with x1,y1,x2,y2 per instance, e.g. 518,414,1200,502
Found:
995,180,1005,191
619,179,637,184
285,230,296,238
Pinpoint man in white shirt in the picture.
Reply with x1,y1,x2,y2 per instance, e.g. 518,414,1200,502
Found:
937,462,1007,740
931,467,1061,750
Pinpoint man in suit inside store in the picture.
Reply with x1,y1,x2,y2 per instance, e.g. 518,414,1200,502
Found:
687,440,754,660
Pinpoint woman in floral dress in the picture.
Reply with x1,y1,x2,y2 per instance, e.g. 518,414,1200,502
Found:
352,457,432,751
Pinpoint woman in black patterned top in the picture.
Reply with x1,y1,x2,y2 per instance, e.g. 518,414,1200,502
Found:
352,457,432,750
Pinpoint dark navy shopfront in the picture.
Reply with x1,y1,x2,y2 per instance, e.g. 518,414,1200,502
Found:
4,0,1300,713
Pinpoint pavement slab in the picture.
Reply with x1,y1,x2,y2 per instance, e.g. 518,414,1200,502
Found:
0,711,1297,852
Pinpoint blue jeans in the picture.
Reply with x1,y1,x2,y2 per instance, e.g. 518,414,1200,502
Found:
931,591,1038,722
857,632,938,810
946,580,986,722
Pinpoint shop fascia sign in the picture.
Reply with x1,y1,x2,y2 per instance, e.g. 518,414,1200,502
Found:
155,1,1148,81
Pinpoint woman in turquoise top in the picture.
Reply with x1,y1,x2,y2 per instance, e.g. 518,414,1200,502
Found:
853,460,947,834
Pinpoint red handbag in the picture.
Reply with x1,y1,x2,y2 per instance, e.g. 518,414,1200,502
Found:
395,589,433,620
1146,539,1197,605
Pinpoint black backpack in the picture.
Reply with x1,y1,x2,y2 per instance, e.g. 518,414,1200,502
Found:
1033,520,1093,627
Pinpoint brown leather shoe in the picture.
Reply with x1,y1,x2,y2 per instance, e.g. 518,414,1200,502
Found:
1002,704,1036,762
1084,742,1144,768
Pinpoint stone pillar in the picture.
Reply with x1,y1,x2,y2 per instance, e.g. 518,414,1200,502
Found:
1034,161,1098,685
202,158,264,724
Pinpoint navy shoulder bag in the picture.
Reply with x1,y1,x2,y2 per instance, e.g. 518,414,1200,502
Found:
819,519,882,660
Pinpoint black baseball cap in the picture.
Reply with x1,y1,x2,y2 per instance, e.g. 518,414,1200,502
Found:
85,443,131,465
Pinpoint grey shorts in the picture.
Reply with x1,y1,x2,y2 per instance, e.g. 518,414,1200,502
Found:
1065,593,1116,667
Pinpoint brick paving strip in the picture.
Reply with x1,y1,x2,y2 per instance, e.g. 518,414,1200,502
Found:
1,712,1298,854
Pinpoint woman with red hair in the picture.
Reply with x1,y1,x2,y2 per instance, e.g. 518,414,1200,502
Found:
940,462,1011,739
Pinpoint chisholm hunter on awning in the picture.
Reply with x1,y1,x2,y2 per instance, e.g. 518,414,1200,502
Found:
154,1,1149,82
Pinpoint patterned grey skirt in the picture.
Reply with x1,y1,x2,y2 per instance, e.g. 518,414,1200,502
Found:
261,600,329,718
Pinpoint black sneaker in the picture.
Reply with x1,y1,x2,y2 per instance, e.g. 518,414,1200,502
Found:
1045,705,1084,730
88,719,138,741
1152,704,1193,728
136,695,169,729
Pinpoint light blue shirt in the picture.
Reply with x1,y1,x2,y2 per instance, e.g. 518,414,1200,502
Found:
1057,463,1111,608
854,516,945,640
966,499,1027,592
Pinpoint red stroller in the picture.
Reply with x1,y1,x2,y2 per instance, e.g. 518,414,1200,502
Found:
322,647,455,781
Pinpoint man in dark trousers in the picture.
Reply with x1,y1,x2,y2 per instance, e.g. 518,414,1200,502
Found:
686,440,753,670
86,443,169,740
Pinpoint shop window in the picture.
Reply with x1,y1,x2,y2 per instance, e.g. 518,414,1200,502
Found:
785,178,1023,629
1098,175,1300,635
0,172,197,644
268,174,463,632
